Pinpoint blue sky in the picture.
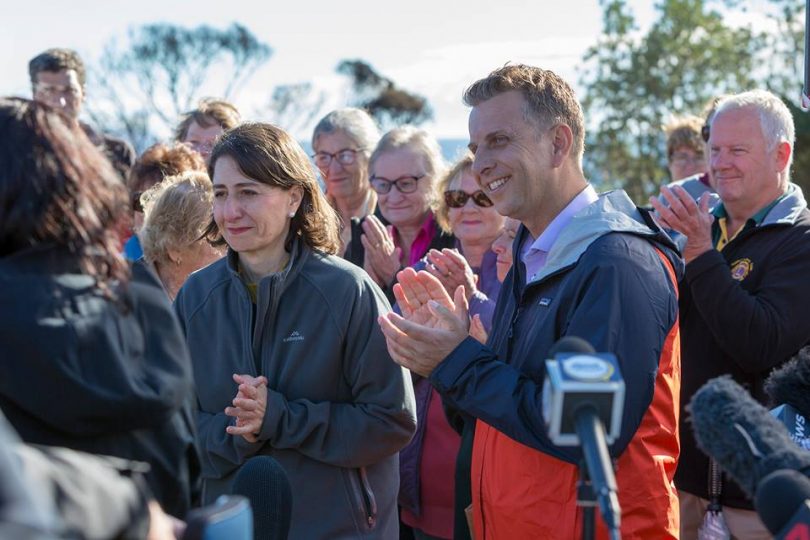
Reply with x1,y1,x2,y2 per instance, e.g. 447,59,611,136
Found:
1,0,769,139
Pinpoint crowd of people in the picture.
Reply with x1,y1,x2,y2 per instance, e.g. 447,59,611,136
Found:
0,46,808,540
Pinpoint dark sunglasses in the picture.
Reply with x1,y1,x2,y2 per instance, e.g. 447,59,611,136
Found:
443,189,493,209
701,124,710,142
131,191,144,213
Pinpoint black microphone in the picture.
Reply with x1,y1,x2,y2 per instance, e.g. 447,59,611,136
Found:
543,336,624,539
766,350,810,450
689,376,810,498
755,469,810,539
231,456,293,540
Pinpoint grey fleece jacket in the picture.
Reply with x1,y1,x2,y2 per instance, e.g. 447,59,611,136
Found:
174,239,417,540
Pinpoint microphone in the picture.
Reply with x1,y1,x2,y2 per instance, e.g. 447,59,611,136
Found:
766,350,810,450
231,456,293,540
542,336,624,538
755,469,810,539
689,376,810,498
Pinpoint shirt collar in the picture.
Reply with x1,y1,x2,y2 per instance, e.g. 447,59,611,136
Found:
711,191,789,226
523,184,599,256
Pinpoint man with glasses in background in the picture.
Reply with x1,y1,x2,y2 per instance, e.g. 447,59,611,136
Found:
29,48,135,182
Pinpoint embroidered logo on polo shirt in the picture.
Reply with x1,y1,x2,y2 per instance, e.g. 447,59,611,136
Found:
283,330,304,343
539,297,552,307
730,258,753,281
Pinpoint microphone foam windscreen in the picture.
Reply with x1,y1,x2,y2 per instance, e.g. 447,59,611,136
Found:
764,349,810,417
755,469,810,535
689,376,810,496
548,336,596,356
232,456,293,540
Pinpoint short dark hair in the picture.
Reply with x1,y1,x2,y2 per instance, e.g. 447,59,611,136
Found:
28,48,86,88
464,64,585,164
207,123,341,254
174,98,241,142
0,98,128,294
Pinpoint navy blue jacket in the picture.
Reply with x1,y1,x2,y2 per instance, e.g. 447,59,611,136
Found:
429,190,683,464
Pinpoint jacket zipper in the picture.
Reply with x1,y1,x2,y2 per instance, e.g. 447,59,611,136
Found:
356,467,377,529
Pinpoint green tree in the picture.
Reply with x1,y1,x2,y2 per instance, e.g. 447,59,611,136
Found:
579,0,762,202
263,82,328,137
761,0,810,196
337,60,432,130
87,23,272,152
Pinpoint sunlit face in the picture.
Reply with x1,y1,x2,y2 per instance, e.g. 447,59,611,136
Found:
313,130,369,203
33,69,84,121
372,147,433,228
491,217,520,282
212,156,301,263
668,145,707,181
469,91,552,234
447,168,503,245
709,107,787,212
184,120,224,160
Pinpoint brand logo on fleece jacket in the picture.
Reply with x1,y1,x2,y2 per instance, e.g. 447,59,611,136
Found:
283,330,305,343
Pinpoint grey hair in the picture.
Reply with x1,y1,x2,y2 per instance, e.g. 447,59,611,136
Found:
140,171,214,266
369,125,446,180
714,90,795,175
312,108,381,157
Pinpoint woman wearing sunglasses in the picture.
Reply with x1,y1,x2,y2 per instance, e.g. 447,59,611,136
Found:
397,152,504,540
361,126,454,301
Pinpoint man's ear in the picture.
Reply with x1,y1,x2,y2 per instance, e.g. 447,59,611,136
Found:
549,124,574,167
774,141,791,174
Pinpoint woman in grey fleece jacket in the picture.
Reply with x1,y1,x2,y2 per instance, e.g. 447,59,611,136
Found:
174,123,417,540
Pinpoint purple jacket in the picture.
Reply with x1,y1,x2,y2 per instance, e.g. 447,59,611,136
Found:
397,247,502,514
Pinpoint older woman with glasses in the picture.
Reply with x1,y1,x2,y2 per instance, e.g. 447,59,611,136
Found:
174,122,416,539
361,126,454,299
174,98,241,162
397,153,504,540
426,152,504,332
311,108,381,263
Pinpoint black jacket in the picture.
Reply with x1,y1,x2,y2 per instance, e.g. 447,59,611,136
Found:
344,210,454,304
0,245,200,517
676,184,810,509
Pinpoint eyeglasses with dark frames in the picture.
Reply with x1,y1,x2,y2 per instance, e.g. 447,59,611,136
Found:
670,151,706,166
443,189,493,208
370,174,425,194
312,148,363,169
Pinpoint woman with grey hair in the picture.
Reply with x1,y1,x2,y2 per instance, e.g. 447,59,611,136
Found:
362,126,454,299
138,171,224,300
311,108,381,263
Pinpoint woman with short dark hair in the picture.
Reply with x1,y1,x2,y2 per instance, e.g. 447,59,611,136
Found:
175,122,416,539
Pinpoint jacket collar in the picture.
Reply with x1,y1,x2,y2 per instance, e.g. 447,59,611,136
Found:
515,189,680,285
224,236,309,287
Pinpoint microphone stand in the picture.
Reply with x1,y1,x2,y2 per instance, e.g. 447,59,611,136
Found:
577,463,597,540
575,412,622,540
